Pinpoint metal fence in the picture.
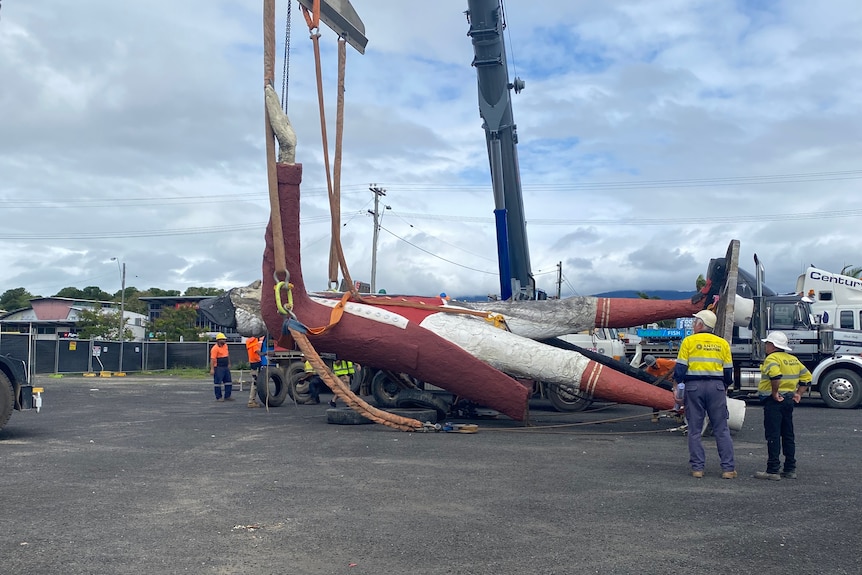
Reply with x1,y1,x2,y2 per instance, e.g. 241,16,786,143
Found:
0,333,249,375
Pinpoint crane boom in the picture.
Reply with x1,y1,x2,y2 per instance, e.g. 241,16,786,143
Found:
466,0,535,300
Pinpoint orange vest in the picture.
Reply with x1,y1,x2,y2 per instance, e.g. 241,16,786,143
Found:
245,337,261,363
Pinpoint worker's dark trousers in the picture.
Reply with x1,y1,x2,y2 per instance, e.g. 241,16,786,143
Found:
213,366,232,400
761,394,796,474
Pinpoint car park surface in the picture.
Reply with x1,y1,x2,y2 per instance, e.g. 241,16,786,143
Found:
2,376,860,574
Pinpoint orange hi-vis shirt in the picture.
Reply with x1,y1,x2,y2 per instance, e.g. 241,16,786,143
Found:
245,337,261,363
646,358,676,382
211,343,230,367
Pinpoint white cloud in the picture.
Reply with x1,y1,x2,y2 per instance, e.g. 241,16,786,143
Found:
1,0,861,304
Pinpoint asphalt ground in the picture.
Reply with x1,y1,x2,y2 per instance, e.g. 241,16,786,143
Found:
2,375,860,575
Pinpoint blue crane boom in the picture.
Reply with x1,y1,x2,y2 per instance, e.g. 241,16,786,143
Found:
466,0,536,301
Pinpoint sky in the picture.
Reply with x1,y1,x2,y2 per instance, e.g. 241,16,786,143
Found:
2,0,861,302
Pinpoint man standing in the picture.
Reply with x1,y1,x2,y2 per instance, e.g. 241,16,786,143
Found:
674,310,737,479
245,336,263,408
210,332,233,401
754,331,811,481
303,359,323,405
330,359,355,408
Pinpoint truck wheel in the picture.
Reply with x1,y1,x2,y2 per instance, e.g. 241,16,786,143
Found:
819,369,862,409
257,365,291,407
284,362,313,404
349,369,361,394
546,382,593,412
371,370,403,408
395,388,450,421
0,372,14,431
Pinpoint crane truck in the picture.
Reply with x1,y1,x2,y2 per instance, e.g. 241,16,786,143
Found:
713,254,862,409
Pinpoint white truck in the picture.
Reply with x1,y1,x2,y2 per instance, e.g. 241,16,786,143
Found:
720,257,862,409
558,328,627,361
795,266,862,332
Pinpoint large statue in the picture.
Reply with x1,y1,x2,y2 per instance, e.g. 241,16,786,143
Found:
201,85,739,422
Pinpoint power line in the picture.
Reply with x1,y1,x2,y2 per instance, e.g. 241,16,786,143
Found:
387,210,496,263
4,169,860,209
4,203,862,241
392,207,862,226
378,225,497,275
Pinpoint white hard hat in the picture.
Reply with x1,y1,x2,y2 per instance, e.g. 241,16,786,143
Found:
763,331,792,351
693,309,717,329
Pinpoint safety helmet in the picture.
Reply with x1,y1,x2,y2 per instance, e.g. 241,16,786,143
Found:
693,309,717,329
215,332,227,341
762,331,792,351
643,354,657,368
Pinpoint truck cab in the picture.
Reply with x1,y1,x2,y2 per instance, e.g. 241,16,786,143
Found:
558,328,626,361
796,267,862,329
730,272,862,409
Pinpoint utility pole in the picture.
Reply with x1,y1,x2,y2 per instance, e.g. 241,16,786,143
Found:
369,184,386,294
112,257,126,374
119,262,126,373
556,261,562,299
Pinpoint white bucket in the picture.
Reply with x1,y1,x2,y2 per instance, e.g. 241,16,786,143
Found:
700,396,746,434
733,295,754,327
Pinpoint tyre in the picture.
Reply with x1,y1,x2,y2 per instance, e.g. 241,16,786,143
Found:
326,407,373,425
395,388,450,421
546,382,593,412
285,362,313,404
0,372,14,431
370,370,404,408
349,369,362,394
257,365,291,407
325,406,438,425
819,368,862,409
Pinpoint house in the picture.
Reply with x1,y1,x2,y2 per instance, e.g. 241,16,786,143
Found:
0,297,147,341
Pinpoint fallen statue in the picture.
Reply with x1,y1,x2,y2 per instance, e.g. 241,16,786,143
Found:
203,85,730,421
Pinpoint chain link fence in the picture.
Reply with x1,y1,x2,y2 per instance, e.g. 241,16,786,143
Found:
0,333,248,375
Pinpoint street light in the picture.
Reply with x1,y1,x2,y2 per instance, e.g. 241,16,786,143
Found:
111,257,126,373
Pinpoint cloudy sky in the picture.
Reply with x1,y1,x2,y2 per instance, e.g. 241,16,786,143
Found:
2,0,861,302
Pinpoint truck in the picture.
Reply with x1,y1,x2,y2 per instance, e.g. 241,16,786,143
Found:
0,353,41,431
715,254,862,409
795,266,862,330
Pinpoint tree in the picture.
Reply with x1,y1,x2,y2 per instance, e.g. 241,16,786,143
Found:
76,308,133,340
841,265,862,279
54,286,113,301
152,305,201,342
184,287,225,297
119,287,147,316
54,287,85,299
145,288,182,297
0,287,37,311
695,274,706,291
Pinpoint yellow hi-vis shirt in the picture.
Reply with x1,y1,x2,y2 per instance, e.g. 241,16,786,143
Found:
333,360,355,376
676,332,733,380
759,351,812,394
